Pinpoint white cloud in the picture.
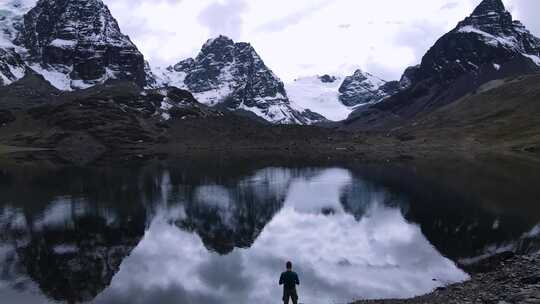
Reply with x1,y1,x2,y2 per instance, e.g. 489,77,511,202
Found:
93,168,468,304
197,0,247,40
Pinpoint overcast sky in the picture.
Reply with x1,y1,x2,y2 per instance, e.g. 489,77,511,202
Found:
102,0,540,82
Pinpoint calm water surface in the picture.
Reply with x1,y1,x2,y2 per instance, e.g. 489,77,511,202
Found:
0,159,539,304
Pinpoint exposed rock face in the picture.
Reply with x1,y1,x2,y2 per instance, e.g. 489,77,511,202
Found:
15,0,148,89
159,35,324,124
0,48,26,85
398,65,420,90
345,0,540,130
338,69,399,107
0,0,152,90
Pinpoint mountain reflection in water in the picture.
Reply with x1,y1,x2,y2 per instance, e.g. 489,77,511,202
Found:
0,160,539,304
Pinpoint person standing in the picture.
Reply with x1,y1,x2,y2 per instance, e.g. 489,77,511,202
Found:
279,261,300,304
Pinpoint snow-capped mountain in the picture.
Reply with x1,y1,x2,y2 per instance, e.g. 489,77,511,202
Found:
409,0,540,87
18,0,148,89
158,35,324,124
345,0,540,130
0,0,150,90
338,69,399,107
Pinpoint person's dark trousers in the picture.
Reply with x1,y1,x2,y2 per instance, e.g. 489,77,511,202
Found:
283,288,298,304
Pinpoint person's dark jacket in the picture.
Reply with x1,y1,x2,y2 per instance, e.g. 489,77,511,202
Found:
279,270,300,290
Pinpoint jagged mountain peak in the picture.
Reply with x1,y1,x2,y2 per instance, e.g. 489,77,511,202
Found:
20,0,134,50
456,0,515,37
202,35,235,48
412,0,540,87
195,35,261,66
344,0,540,130
0,0,150,90
472,0,507,16
158,36,324,124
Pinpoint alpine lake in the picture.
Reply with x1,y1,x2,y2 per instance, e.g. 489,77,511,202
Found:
1,156,539,304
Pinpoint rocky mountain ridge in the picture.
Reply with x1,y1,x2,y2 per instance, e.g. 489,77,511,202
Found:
1,0,540,128
412,0,540,86
0,0,402,125
345,0,540,130
157,35,325,124
0,0,150,90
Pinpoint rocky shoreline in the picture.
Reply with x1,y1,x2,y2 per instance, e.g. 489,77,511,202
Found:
353,252,540,304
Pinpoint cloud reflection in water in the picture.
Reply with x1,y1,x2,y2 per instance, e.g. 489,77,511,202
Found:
94,168,468,304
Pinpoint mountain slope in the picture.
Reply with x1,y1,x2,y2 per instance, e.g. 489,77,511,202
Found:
0,74,224,163
345,0,540,130
158,35,324,124
401,74,540,152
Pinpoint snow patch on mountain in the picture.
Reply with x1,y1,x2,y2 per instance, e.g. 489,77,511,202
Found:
453,0,540,71
286,75,353,121
49,38,77,49
457,25,519,49
522,54,540,66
